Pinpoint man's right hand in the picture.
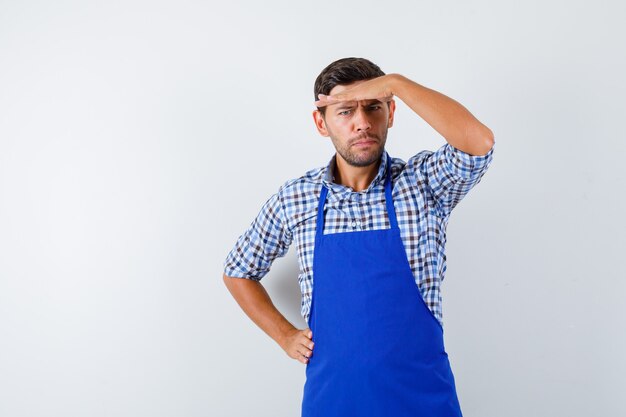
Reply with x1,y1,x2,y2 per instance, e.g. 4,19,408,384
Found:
222,274,315,364
280,327,314,364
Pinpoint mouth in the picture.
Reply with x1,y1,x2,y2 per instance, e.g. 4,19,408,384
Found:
351,136,378,147
353,141,376,147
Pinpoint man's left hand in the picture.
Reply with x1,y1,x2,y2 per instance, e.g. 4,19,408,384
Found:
314,74,397,107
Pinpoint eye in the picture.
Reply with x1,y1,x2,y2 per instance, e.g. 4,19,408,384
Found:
338,110,351,116
368,105,381,111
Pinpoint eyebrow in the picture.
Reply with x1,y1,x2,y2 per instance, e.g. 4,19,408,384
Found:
331,99,383,110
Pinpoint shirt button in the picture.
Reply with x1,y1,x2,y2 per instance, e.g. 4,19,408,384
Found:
351,220,357,228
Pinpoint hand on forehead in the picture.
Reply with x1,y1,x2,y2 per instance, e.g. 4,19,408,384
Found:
314,77,394,108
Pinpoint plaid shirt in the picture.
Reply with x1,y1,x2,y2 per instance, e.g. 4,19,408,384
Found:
224,141,495,328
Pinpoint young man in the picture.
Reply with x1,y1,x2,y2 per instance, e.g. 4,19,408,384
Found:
223,57,495,416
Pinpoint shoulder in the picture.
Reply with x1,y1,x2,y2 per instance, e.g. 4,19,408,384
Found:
388,152,431,179
387,150,446,195
389,154,408,175
404,148,438,168
276,165,325,197
272,164,326,225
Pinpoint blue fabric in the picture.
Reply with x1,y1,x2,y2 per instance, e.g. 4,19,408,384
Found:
301,155,463,416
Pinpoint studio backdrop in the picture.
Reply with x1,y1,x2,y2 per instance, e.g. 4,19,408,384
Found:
0,1,624,416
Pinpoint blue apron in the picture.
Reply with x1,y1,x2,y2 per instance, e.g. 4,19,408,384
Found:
301,153,463,416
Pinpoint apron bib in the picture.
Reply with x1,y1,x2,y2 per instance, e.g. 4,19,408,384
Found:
301,153,463,417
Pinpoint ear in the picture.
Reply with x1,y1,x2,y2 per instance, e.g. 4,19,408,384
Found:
312,110,329,136
387,99,396,128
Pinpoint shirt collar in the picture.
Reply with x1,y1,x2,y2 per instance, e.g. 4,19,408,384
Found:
321,150,389,193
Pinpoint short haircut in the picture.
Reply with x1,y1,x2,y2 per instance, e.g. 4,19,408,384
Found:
314,57,386,117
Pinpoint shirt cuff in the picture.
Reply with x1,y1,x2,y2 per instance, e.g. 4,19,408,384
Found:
223,264,263,281
444,141,495,181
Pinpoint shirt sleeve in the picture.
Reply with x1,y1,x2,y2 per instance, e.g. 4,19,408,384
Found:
223,188,293,281
407,140,496,218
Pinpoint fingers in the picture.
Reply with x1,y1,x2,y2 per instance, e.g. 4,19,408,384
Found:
314,75,395,108
296,329,314,364
297,346,312,363
314,92,393,108
314,94,338,108
325,93,352,101
283,328,315,364
317,92,355,103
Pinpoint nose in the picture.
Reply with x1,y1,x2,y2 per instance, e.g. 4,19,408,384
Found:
353,107,371,132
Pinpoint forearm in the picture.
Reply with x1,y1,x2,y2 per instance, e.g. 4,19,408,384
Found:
388,73,494,155
223,274,296,347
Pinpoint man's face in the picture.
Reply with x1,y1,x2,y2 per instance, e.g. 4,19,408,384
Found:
313,80,396,167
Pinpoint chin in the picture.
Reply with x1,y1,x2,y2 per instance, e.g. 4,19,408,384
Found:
349,151,383,167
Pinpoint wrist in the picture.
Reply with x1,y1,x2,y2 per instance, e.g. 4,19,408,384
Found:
387,73,406,96
276,322,297,347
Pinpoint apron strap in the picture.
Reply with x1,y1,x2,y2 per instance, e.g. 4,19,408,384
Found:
316,152,398,237
383,154,399,230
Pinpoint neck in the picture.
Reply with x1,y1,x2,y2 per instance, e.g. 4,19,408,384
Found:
333,154,382,192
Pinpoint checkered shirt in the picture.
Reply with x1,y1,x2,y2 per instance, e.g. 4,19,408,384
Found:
224,141,495,328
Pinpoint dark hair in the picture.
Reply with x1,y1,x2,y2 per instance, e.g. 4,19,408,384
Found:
314,57,386,117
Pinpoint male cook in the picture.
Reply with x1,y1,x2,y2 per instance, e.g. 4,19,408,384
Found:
223,57,495,416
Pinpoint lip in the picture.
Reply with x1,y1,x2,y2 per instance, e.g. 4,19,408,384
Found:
352,140,377,147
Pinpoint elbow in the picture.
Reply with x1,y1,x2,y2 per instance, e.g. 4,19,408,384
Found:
485,127,495,144
461,124,494,156
482,133,495,155
474,128,495,155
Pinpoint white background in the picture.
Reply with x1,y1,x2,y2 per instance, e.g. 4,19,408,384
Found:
1,0,625,416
